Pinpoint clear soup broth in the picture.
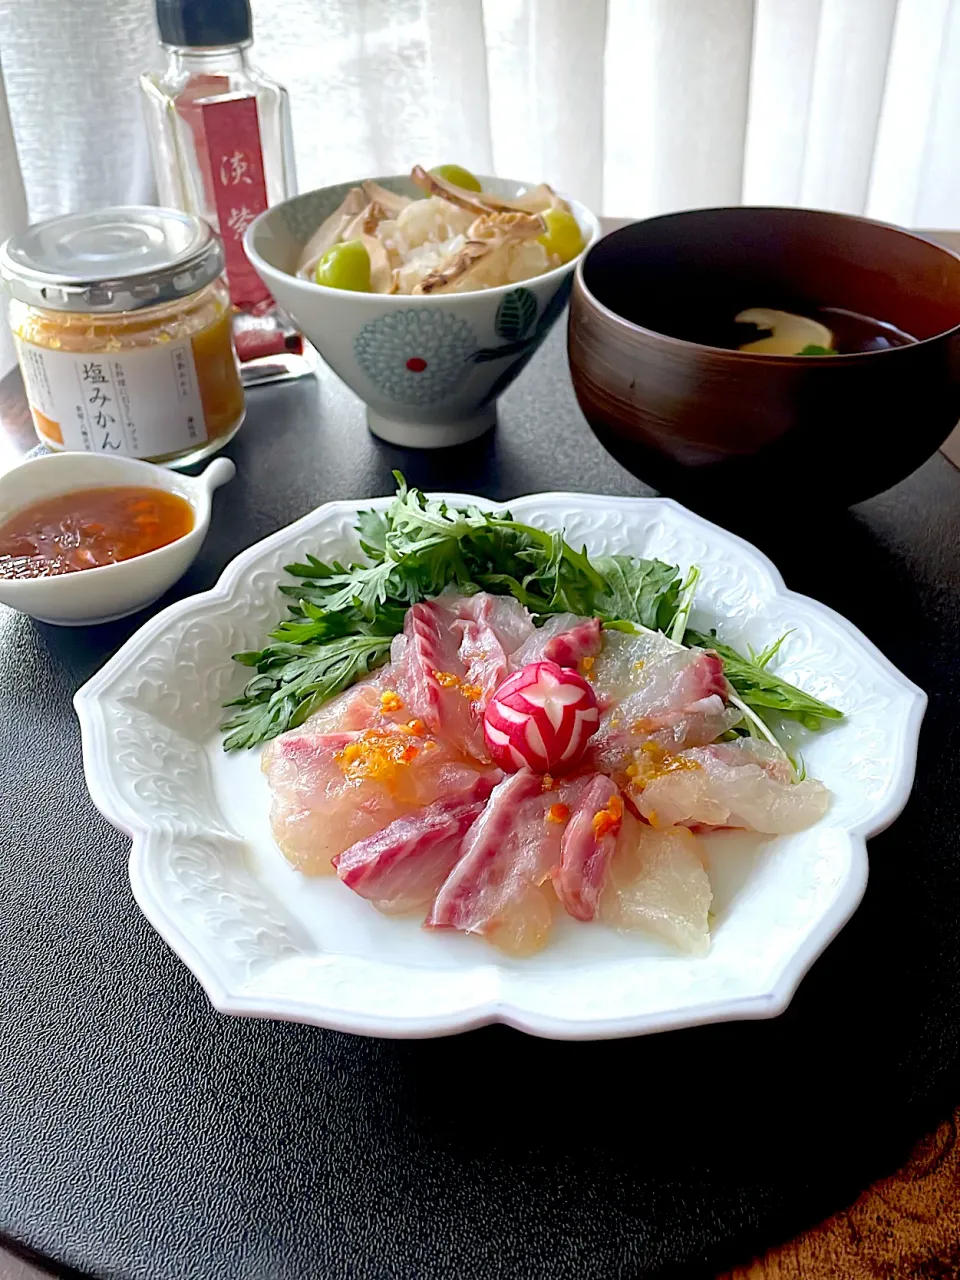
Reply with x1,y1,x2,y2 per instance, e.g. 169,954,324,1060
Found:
653,305,917,354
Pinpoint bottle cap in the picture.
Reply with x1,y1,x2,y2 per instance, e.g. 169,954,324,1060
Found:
156,0,252,48
0,206,224,313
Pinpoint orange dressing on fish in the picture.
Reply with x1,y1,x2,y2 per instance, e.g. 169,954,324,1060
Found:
591,793,623,838
336,729,421,787
432,669,483,701
626,742,702,791
0,485,193,579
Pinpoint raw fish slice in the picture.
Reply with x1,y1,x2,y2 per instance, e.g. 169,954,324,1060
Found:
263,722,488,874
551,774,623,921
592,629,728,717
589,702,741,774
631,740,829,834
586,630,733,773
512,614,602,668
455,617,509,710
282,670,392,737
450,591,537,654
600,814,713,955
445,592,539,708
427,769,564,955
390,600,488,759
544,617,602,668
446,593,523,705
333,772,499,913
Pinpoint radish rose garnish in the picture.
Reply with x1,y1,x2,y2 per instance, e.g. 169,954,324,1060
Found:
483,660,600,774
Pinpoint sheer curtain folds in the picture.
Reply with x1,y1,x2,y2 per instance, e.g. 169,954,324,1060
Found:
5,0,960,227
2,0,960,356
0,65,26,376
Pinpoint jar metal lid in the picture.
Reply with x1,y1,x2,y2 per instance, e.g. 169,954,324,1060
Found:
0,206,225,313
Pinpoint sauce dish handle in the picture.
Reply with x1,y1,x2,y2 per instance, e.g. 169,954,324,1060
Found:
197,457,236,494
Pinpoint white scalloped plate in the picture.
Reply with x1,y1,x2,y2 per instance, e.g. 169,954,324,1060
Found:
74,493,925,1039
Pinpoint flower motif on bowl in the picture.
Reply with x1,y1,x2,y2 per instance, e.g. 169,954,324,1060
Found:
353,309,479,405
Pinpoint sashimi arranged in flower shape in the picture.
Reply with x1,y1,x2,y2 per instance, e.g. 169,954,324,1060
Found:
259,585,833,958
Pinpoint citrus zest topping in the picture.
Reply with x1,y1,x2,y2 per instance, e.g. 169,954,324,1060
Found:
591,793,624,839
398,718,426,736
580,656,595,671
627,741,702,790
335,729,421,785
431,669,482,701
634,660,645,670
379,689,404,714
546,803,570,824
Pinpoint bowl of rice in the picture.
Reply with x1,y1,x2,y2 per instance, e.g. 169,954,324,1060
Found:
244,169,599,448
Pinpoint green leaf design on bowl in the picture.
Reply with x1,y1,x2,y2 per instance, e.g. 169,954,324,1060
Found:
495,287,538,341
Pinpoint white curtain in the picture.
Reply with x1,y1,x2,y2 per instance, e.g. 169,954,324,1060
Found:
4,0,960,372
0,63,27,376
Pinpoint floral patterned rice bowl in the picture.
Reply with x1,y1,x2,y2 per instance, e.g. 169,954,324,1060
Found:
244,175,600,448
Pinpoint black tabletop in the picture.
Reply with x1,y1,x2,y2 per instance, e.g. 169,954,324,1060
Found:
2,328,959,1280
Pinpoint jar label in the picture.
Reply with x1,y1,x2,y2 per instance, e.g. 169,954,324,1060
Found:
200,97,273,310
16,338,209,459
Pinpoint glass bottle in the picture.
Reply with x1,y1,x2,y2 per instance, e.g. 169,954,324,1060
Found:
140,0,309,382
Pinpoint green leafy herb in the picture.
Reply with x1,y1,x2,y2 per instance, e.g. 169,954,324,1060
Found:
685,629,842,730
222,616,399,751
798,343,838,356
669,564,701,644
222,474,842,750
591,555,682,632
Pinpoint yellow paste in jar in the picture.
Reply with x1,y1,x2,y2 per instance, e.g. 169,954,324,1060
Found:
9,279,244,462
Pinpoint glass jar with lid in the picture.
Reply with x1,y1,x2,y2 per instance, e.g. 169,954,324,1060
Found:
0,206,245,468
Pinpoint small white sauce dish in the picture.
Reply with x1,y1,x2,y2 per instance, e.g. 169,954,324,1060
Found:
0,452,235,626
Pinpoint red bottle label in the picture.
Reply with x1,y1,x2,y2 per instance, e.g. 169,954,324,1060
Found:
200,96,273,309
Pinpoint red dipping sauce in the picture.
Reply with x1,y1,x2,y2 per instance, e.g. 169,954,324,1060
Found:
0,486,194,579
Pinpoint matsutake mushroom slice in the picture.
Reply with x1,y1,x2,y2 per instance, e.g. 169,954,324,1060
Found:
342,200,396,244
360,233,396,294
412,212,548,295
410,165,569,218
360,180,412,218
467,211,547,243
297,186,368,278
